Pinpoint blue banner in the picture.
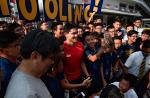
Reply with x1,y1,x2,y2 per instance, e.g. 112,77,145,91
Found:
90,0,103,13
0,0,104,23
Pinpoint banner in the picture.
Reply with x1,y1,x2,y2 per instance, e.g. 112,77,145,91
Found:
90,0,103,13
16,0,40,21
0,0,103,22
83,4,91,22
0,0,10,17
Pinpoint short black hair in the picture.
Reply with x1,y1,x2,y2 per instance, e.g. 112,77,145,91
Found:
84,26,90,30
113,36,122,40
77,25,83,29
142,40,150,49
126,24,134,29
64,23,77,33
127,30,138,36
113,19,121,24
122,73,137,88
0,31,21,48
88,32,98,38
100,85,124,98
37,20,47,29
8,23,21,32
107,25,114,31
82,31,91,41
20,30,60,59
52,22,63,30
95,23,103,27
133,17,142,22
142,30,150,36
87,21,94,25
93,15,102,20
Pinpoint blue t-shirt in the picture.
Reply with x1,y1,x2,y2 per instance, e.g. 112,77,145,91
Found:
115,45,126,63
84,45,101,76
42,71,65,98
117,29,125,38
100,52,118,82
0,57,17,96
84,45,102,92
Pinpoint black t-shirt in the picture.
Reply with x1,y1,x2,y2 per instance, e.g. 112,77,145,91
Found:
123,41,140,60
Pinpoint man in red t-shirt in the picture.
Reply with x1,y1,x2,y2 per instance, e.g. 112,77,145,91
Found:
63,23,90,83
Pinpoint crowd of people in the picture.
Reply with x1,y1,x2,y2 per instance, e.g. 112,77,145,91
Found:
0,17,150,98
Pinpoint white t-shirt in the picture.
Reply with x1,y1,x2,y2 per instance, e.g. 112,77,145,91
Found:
134,27,144,37
125,51,150,76
123,34,128,41
5,70,52,98
111,82,138,98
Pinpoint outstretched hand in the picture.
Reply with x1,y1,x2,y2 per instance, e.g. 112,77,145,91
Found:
82,77,92,88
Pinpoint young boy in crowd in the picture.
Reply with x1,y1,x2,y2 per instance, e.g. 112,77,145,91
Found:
84,33,102,96
5,30,60,98
113,36,127,80
111,73,138,98
100,84,124,98
113,19,124,38
114,36,126,63
88,22,95,33
77,26,84,43
52,22,64,40
107,25,116,39
133,17,143,36
123,24,134,42
124,40,150,78
0,31,21,97
100,41,118,87
95,23,103,36
136,30,150,49
124,30,139,59
37,21,49,31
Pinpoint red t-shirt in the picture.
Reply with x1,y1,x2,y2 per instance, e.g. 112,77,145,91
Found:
63,41,84,81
